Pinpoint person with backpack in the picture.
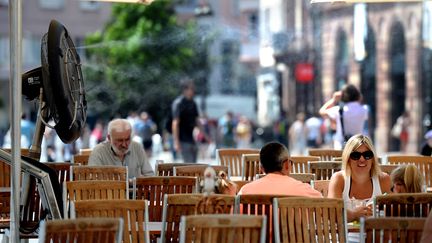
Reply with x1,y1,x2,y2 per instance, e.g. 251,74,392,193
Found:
319,84,368,149
134,111,157,157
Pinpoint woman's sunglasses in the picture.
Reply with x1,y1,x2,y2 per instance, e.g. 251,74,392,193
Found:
349,150,374,160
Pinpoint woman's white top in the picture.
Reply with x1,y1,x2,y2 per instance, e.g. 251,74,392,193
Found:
343,174,382,205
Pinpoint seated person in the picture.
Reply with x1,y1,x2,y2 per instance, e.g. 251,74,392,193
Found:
328,134,391,223
390,164,425,193
238,141,322,197
88,118,154,178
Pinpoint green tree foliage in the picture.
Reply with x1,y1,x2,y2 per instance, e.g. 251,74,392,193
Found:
84,1,210,127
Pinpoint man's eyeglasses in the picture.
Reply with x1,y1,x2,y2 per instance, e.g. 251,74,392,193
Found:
349,151,374,160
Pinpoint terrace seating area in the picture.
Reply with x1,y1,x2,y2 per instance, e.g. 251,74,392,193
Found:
1,148,432,242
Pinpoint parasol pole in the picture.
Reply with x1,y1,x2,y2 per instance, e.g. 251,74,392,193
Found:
9,0,22,242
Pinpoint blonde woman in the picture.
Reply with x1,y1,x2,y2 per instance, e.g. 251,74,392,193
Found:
328,134,392,222
390,164,425,193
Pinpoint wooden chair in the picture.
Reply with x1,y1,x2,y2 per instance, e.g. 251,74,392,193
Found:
63,180,128,219
359,217,425,243
0,148,30,187
0,160,10,188
241,153,261,181
173,165,229,179
155,162,204,176
73,199,150,243
179,214,266,243
290,156,320,174
0,188,10,232
19,162,71,234
71,165,128,181
132,176,198,222
289,173,315,184
160,193,235,243
308,149,343,161
79,148,92,156
386,155,432,187
379,164,399,175
44,162,71,184
311,180,330,197
308,161,342,180
235,194,289,243
273,197,346,243
217,148,260,177
373,193,432,217
71,154,90,165
39,217,123,243
233,180,250,193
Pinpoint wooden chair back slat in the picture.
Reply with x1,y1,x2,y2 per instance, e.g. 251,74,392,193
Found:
71,165,128,181
133,176,198,222
274,197,346,243
290,156,320,174
289,173,315,184
79,149,92,156
374,193,432,217
0,160,10,187
242,154,261,181
39,217,123,243
64,180,128,219
379,164,399,175
311,180,330,197
386,155,432,187
359,217,425,243
0,188,11,231
73,199,150,243
156,162,206,176
217,149,260,177
173,165,229,182
308,149,343,161
179,214,266,243
161,193,235,243
235,194,288,243
308,161,342,180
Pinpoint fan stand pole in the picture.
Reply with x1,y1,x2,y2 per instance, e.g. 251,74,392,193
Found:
29,88,48,160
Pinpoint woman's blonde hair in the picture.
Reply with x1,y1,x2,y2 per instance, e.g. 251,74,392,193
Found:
341,134,381,177
390,164,425,193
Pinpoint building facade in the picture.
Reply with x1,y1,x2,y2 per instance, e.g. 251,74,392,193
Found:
320,3,431,153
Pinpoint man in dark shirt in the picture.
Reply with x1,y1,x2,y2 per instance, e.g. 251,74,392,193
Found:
420,130,432,156
171,78,207,163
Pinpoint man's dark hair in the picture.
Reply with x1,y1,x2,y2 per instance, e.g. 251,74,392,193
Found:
260,141,289,173
341,84,361,102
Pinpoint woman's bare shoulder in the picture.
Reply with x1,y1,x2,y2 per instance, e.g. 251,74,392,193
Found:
331,171,345,182
378,172,392,193
328,171,345,198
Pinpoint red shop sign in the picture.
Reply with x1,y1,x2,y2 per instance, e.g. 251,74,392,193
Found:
295,63,314,84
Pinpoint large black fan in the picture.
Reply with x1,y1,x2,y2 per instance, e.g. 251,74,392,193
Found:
22,19,87,144
0,20,87,233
